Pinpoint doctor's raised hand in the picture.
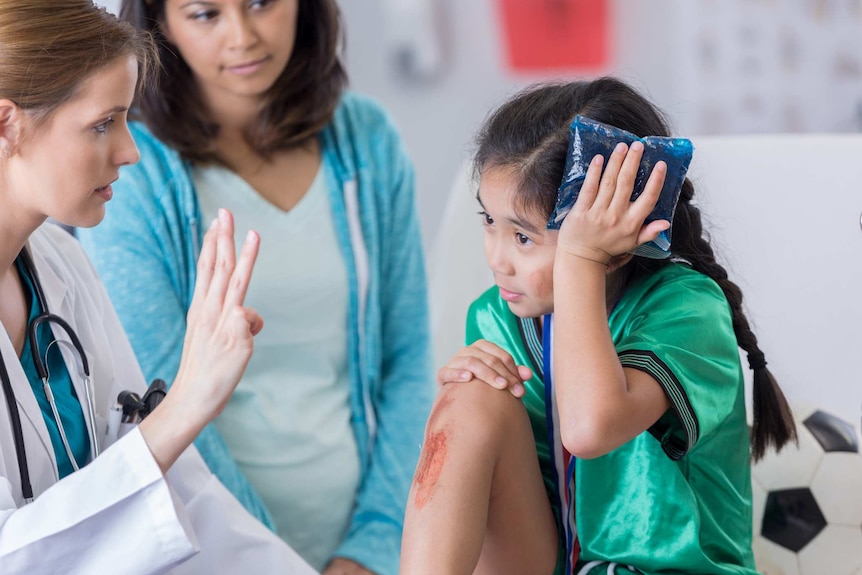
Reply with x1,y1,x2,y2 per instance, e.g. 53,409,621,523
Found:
140,209,263,474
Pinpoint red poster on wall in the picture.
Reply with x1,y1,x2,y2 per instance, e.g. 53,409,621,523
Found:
497,0,610,71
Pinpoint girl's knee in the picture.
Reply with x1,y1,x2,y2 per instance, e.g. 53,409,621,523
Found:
425,382,528,444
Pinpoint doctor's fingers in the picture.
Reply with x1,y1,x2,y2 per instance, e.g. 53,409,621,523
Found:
222,229,260,310
201,209,238,318
243,307,264,336
220,306,263,344
188,217,220,327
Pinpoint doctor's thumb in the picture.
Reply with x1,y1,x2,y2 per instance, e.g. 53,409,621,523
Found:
244,307,264,336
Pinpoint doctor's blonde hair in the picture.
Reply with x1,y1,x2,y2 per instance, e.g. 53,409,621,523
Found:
0,0,155,126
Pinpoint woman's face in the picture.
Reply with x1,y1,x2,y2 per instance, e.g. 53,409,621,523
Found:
6,55,139,229
161,0,299,110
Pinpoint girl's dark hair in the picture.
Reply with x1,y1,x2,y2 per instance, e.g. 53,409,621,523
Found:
120,0,346,164
475,78,796,461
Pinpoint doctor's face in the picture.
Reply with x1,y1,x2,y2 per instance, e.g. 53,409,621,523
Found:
479,166,558,319
10,55,139,229
160,0,299,111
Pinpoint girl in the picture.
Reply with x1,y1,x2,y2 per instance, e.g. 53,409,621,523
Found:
400,78,796,575
0,1,315,572
77,1,433,574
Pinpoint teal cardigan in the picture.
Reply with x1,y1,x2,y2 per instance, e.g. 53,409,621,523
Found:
78,93,434,575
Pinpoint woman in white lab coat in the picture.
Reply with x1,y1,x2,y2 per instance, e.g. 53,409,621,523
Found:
0,2,316,573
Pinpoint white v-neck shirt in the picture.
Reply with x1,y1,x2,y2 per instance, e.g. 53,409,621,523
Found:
194,162,359,570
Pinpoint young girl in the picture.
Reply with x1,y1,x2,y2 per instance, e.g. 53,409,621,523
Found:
400,78,796,575
78,1,433,574
0,1,315,572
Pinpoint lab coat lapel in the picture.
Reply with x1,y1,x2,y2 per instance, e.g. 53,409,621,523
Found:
29,249,98,463
0,325,59,497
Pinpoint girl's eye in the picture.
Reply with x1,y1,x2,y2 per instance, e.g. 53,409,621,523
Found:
515,233,532,245
94,118,114,134
250,0,274,9
479,211,494,226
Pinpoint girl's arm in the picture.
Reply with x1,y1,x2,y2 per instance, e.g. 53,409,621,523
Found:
552,142,671,459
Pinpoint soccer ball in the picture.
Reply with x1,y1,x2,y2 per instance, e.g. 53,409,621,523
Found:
751,404,862,575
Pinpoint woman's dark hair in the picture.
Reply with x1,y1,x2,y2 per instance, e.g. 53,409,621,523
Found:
475,78,796,461
120,0,346,164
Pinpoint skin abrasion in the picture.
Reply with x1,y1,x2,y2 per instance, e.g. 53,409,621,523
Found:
412,428,449,509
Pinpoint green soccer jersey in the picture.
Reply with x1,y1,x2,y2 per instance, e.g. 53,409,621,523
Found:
465,263,758,575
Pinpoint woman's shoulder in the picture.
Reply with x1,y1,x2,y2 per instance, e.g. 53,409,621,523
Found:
322,92,411,192
328,91,403,147
333,91,394,127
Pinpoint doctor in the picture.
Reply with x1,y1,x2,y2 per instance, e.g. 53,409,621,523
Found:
0,1,317,573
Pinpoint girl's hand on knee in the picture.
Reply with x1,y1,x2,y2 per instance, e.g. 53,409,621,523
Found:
557,141,670,266
436,340,533,398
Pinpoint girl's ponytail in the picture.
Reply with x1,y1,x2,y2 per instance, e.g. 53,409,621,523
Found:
671,179,797,461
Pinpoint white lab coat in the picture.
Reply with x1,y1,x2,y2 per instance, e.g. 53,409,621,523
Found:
0,223,319,575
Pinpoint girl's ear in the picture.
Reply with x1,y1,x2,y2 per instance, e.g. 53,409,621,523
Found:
607,253,634,274
0,99,23,158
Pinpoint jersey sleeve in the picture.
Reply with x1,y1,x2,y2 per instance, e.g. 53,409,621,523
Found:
612,269,743,459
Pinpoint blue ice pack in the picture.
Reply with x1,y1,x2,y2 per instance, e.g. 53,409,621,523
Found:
548,115,694,259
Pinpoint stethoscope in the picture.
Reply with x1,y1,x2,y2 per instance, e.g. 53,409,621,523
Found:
0,247,100,503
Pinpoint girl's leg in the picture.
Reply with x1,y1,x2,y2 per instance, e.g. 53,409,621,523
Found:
400,381,558,575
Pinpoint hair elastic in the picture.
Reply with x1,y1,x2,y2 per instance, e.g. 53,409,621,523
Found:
747,351,767,371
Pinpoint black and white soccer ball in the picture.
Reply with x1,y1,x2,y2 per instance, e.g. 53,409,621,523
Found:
751,404,862,575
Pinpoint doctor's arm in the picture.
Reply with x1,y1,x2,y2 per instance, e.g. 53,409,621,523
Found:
0,427,201,575
1,211,318,575
0,213,249,570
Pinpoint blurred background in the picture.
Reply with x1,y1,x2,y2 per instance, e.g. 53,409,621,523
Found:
102,0,862,247
99,0,862,423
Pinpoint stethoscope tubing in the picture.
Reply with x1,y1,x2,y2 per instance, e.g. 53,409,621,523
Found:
0,247,98,503
0,347,34,502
